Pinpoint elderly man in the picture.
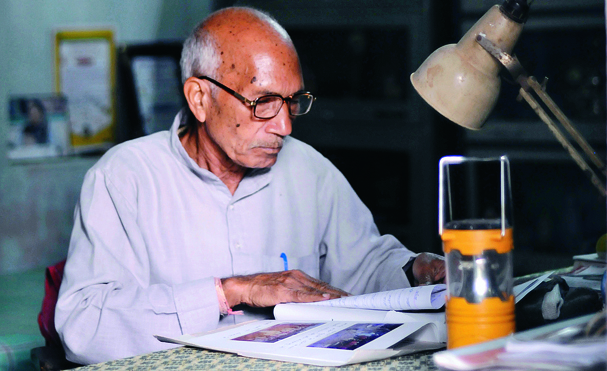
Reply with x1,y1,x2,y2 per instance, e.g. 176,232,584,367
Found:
56,6,445,365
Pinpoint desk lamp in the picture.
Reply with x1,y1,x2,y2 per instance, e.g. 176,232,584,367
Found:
411,0,606,349
410,0,606,196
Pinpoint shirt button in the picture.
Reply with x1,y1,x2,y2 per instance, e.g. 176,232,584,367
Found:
235,243,241,249
229,205,234,210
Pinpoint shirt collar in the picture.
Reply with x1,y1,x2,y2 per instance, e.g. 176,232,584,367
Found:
169,109,272,199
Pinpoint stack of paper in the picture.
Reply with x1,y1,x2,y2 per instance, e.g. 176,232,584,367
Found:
433,313,606,371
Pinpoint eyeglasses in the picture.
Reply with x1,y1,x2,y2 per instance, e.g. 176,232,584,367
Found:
197,76,315,119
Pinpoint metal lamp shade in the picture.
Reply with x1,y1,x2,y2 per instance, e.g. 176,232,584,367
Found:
410,5,524,130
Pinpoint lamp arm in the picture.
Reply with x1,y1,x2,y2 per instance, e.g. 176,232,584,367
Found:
476,34,606,196
517,87,606,195
528,77,606,174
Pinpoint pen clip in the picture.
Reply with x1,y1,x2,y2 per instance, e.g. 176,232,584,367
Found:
280,253,288,271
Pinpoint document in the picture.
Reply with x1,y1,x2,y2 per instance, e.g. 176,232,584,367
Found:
157,285,447,366
513,271,554,303
301,284,446,310
560,264,605,291
433,313,605,371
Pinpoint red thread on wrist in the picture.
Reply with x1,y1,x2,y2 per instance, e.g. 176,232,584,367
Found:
215,277,243,315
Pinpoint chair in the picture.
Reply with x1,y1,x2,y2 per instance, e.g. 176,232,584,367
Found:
30,260,81,371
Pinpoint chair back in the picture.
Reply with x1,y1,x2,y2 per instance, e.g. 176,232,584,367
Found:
38,260,65,347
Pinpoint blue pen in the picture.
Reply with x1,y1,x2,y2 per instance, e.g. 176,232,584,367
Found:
280,253,288,271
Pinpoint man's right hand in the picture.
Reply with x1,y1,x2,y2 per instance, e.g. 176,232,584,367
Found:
221,270,349,308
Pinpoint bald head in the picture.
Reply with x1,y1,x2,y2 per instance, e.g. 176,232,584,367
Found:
204,7,291,45
180,7,298,84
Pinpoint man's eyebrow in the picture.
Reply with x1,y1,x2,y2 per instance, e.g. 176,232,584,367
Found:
255,88,307,97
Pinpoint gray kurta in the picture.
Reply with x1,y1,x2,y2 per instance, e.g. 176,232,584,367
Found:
56,110,415,365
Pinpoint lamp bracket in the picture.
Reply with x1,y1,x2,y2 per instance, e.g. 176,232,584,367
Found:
476,34,529,89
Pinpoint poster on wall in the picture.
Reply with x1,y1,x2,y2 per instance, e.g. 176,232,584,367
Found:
131,55,183,135
55,29,116,153
7,94,71,160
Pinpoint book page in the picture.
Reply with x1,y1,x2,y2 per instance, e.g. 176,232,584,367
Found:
306,284,446,311
513,271,553,303
274,303,391,322
273,304,447,343
160,319,443,367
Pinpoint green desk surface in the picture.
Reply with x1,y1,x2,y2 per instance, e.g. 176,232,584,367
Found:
75,346,439,371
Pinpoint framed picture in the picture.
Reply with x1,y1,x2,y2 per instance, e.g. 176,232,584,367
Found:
55,29,116,153
7,94,71,160
118,42,184,139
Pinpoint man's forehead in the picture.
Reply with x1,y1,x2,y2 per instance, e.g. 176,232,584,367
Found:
203,9,302,91
216,40,301,87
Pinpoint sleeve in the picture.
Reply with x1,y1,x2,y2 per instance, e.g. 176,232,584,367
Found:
317,167,418,295
54,166,222,365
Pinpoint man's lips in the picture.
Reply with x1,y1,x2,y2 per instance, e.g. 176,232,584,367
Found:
252,140,283,153
256,145,282,154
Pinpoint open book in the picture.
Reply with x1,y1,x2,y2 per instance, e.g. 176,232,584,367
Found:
157,284,447,366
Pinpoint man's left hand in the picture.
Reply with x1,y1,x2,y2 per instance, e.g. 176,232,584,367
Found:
412,252,445,286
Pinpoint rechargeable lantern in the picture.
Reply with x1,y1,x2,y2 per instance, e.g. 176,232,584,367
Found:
439,156,515,349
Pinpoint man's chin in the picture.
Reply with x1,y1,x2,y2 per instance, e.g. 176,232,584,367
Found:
239,155,278,169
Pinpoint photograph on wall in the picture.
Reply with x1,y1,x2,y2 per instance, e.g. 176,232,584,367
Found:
7,94,71,160
55,29,116,153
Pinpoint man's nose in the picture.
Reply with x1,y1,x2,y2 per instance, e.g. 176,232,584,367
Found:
268,102,292,136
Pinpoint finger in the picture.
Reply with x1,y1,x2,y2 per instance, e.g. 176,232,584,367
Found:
287,286,341,303
242,271,349,306
275,272,348,303
288,270,350,297
300,284,346,299
434,264,446,282
417,273,434,286
308,280,350,297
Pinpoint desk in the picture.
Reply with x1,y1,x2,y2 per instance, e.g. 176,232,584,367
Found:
74,346,439,370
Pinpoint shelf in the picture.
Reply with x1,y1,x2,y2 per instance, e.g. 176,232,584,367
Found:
8,154,101,168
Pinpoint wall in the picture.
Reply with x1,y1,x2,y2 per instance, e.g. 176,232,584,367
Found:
0,0,212,274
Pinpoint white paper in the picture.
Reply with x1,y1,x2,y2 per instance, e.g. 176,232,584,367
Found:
560,276,602,290
561,265,605,291
432,314,601,371
305,284,446,310
131,56,182,134
59,39,112,138
570,266,606,276
573,253,604,264
513,271,553,303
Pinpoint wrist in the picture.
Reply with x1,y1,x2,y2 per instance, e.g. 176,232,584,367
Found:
215,277,231,314
402,256,417,286
219,277,242,308
215,277,244,316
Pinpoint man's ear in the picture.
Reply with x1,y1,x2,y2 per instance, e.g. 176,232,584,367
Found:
184,77,208,123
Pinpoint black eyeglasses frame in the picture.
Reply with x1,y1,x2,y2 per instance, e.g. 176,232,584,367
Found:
197,76,315,119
